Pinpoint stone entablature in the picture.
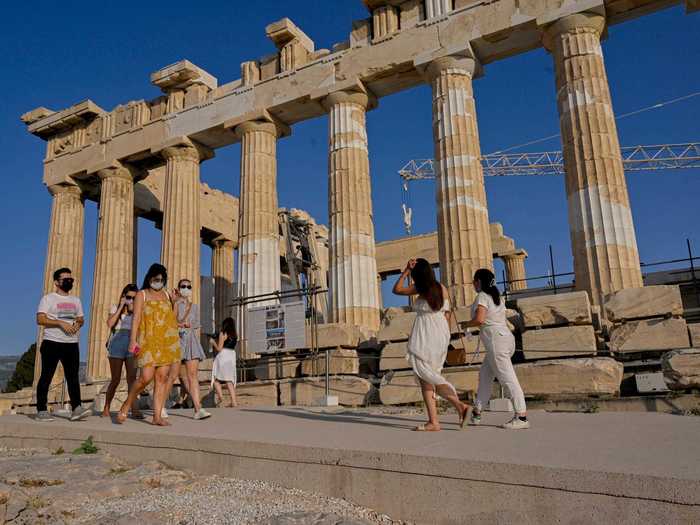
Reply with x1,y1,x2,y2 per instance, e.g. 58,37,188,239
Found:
22,0,678,187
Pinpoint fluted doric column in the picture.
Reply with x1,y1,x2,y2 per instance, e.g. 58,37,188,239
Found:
235,121,282,306
543,14,642,306
212,238,235,327
502,251,528,291
322,91,380,331
86,164,135,382
161,142,209,305
34,184,85,386
426,55,493,308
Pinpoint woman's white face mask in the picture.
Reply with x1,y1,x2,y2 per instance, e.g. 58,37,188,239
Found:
179,288,192,298
150,278,164,290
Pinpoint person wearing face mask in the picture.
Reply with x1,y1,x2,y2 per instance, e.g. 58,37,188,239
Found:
463,268,529,430
115,263,181,426
168,278,211,420
35,268,91,422
101,284,144,419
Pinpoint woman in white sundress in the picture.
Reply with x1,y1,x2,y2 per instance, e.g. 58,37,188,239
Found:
392,258,470,431
209,317,238,407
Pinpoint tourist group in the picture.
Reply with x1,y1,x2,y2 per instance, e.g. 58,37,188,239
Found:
34,259,529,430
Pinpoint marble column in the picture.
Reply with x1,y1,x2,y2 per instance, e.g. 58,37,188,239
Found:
161,142,207,305
34,184,85,387
212,238,235,328
86,164,135,382
235,121,281,306
426,55,493,308
543,14,642,306
502,251,528,291
322,91,380,331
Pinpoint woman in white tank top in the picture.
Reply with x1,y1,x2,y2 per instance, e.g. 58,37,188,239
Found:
392,258,470,431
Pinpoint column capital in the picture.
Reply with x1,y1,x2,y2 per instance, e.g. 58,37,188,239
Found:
414,43,482,80
152,136,214,162
212,236,236,250
500,249,528,261
234,119,287,139
47,183,82,198
321,90,372,112
422,55,481,82
541,12,606,51
93,161,137,182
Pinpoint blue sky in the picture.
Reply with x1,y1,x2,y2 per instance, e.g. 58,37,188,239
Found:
0,1,698,358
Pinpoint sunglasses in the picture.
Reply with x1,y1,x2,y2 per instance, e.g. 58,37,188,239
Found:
125,295,136,300
179,285,192,289
59,278,74,283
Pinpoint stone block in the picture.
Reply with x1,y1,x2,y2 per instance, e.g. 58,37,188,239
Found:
515,358,623,397
379,342,409,371
522,325,597,360
379,366,480,405
307,323,368,348
610,318,691,354
254,355,300,380
662,349,700,390
279,376,373,407
604,285,684,322
200,380,278,408
377,310,416,342
516,291,592,328
301,348,359,376
687,323,700,347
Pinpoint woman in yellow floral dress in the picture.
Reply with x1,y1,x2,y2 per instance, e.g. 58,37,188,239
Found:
116,263,181,426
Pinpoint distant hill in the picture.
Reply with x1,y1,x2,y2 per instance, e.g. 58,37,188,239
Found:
0,355,21,391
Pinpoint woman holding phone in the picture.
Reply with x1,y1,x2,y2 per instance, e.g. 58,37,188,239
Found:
115,263,181,426
101,283,143,419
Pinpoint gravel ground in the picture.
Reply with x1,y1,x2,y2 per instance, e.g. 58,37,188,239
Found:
0,447,403,525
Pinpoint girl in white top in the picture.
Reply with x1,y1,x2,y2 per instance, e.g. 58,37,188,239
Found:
101,284,144,419
393,258,470,431
462,268,529,430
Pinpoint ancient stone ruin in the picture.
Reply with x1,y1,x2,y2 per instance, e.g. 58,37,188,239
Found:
5,0,699,414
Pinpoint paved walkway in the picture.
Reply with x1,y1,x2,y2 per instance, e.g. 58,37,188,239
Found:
2,408,700,523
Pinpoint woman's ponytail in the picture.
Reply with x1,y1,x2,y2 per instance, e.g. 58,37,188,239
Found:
473,268,501,306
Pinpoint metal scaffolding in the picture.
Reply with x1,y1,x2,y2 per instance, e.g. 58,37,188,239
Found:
398,142,700,234
399,142,700,180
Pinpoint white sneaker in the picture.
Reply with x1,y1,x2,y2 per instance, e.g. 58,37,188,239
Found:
502,416,530,430
194,409,211,420
161,408,169,419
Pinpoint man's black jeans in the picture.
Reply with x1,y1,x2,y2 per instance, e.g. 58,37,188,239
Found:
36,339,82,412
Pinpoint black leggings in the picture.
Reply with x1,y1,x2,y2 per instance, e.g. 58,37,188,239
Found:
36,340,82,412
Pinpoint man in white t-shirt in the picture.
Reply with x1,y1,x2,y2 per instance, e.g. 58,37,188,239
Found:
35,267,91,422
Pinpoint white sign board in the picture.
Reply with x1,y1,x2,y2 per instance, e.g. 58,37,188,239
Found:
247,301,306,354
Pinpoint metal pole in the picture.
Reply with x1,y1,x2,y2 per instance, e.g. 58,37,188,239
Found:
549,244,557,294
688,238,700,308
324,348,330,400
501,268,508,301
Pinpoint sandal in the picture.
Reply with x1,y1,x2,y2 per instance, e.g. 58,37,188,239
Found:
115,412,128,425
414,423,440,432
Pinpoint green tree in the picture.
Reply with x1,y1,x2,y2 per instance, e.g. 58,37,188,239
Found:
3,343,36,393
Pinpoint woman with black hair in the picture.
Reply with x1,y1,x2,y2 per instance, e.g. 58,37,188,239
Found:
115,263,182,426
209,317,238,407
393,258,470,431
462,268,529,430
101,283,143,419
